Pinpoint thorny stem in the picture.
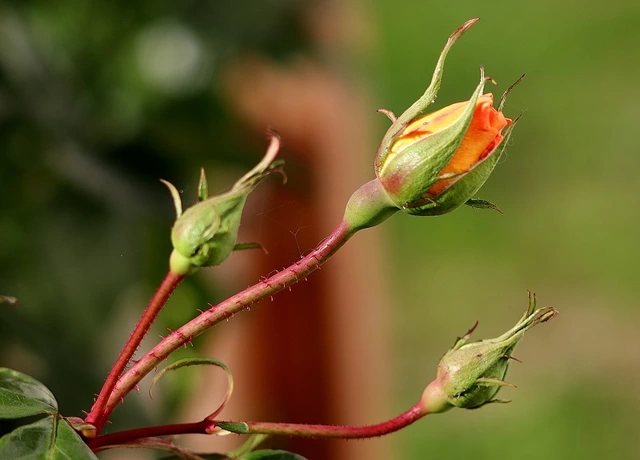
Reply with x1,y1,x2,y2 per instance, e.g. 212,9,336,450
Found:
100,220,357,424
239,400,427,438
87,401,429,451
85,271,184,433
87,399,427,451
87,419,213,451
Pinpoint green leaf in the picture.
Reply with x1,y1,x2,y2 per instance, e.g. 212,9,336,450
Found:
0,369,96,457
215,421,249,434
229,434,269,458
241,450,308,460
0,368,57,419
0,415,98,459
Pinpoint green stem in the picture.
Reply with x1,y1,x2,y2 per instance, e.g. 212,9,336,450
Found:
85,270,184,433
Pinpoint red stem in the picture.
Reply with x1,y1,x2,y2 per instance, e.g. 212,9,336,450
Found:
85,271,184,432
87,399,427,451
101,220,356,421
242,400,428,438
87,419,212,451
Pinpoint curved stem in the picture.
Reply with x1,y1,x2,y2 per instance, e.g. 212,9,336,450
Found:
87,419,213,451
102,219,357,422
85,271,184,432
88,398,427,451
239,400,427,438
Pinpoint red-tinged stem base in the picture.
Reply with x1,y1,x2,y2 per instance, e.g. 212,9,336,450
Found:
101,220,357,418
85,270,185,434
240,401,427,439
86,400,428,451
87,419,214,451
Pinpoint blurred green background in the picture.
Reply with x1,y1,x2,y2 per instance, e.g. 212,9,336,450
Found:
1,0,639,459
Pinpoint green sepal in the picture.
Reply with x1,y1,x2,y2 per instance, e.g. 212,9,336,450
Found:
475,377,516,388
161,179,183,220
416,119,515,217
377,18,479,157
169,134,283,274
376,72,491,215
233,242,266,253
465,198,503,214
198,168,209,201
466,398,511,410
449,320,478,351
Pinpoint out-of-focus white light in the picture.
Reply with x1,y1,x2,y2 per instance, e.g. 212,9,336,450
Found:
135,20,210,95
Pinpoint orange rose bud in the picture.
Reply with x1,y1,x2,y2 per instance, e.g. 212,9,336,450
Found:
343,19,519,230
375,86,515,216
412,94,510,197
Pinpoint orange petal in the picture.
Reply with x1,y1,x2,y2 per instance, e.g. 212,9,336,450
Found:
391,100,467,154
427,94,511,196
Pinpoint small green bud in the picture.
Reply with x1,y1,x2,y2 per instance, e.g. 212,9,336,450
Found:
165,133,284,275
422,293,557,412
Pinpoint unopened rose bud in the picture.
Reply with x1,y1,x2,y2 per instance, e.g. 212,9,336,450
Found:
166,133,283,275
343,19,520,230
376,91,514,216
421,293,557,413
